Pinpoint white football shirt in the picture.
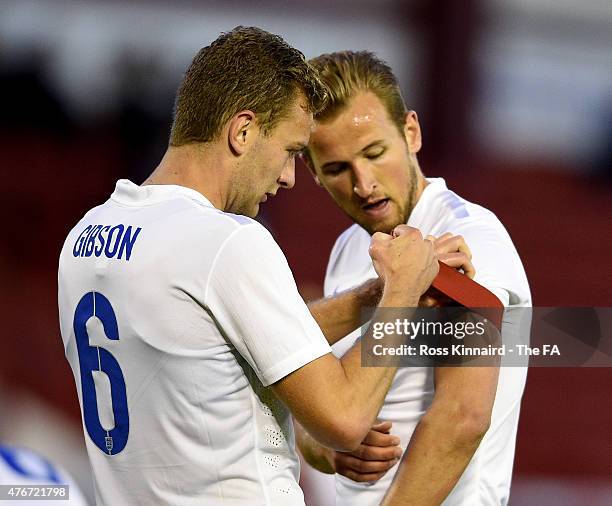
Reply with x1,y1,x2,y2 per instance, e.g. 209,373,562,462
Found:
58,180,331,505
325,178,531,506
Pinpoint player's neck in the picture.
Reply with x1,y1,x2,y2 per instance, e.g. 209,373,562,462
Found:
414,170,428,203
404,166,428,221
143,145,231,210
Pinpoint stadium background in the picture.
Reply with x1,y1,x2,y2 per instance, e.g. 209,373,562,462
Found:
1,1,611,504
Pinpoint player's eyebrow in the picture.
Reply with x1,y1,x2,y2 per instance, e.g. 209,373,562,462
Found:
320,140,386,170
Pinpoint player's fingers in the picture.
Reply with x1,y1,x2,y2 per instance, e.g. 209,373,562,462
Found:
361,429,401,448
369,232,393,261
352,441,403,461
353,445,403,464
391,225,421,239
370,420,393,434
362,445,403,461
438,252,476,279
431,232,453,244
458,236,472,259
462,257,476,279
371,231,393,243
339,454,400,474
435,234,472,260
438,251,469,267
369,232,392,254
341,468,391,483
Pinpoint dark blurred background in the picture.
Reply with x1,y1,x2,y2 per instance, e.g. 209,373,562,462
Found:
1,1,611,504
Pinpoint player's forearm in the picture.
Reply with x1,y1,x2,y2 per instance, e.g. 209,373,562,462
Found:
380,403,490,506
290,297,414,451
307,278,381,345
294,419,335,474
274,282,425,452
334,290,420,447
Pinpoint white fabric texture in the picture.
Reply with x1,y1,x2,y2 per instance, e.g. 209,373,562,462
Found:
58,180,331,506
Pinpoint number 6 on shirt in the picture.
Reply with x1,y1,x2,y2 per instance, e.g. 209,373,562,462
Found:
73,292,129,455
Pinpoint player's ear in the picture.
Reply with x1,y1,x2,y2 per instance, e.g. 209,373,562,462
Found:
228,110,257,155
300,152,323,186
403,110,422,154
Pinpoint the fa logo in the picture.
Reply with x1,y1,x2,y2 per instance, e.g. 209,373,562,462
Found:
105,436,114,453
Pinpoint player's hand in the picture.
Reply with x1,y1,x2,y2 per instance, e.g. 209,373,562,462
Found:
326,421,403,483
424,232,475,279
369,227,438,301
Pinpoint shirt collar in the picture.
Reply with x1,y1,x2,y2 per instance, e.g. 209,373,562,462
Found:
407,177,447,227
110,179,217,208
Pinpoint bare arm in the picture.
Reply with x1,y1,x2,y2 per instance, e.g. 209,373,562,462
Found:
294,420,335,474
307,232,474,346
307,278,381,345
272,228,439,451
273,293,415,451
296,419,402,481
380,364,499,505
377,233,497,504
300,231,479,469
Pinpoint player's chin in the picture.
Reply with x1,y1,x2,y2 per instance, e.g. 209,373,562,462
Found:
359,215,401,236
239,201,260,218
354,207,402,236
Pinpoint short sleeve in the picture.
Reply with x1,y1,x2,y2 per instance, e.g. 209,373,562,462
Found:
205,224,332,386
455,216,531,308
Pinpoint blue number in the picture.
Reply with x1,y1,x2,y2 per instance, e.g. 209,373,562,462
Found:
73,292,129,455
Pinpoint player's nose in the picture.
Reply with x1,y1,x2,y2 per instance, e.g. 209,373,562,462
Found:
279,157,296,189
352,163,377,198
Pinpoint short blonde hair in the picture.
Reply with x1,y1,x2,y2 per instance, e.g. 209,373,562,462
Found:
308,51,407,134
170,26,327,146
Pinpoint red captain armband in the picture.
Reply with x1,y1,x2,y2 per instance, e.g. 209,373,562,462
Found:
431,262,504,331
